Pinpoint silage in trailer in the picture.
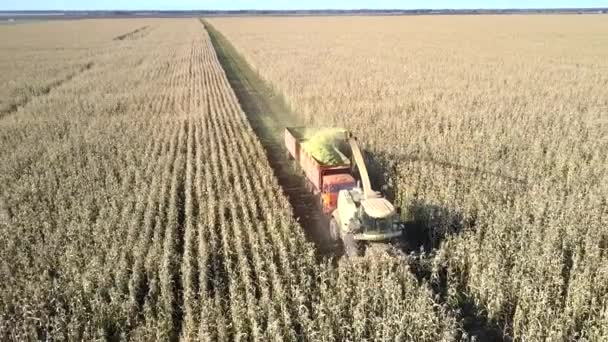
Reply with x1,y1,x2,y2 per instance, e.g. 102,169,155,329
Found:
301,128,349,166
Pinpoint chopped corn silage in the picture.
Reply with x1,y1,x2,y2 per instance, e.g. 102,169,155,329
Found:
301,128,349,165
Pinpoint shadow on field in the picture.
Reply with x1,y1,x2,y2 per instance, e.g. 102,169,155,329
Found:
366,151,515,341
205,19,513,341
361,151,469,252
393,201,511,341
367,146,530,254
205,18,474,259
204,20,335,257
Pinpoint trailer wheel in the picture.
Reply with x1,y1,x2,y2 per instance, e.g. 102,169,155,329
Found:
343,233,361,257
329,218,340,243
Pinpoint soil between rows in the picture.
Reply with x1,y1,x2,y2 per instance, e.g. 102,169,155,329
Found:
203,20,335,256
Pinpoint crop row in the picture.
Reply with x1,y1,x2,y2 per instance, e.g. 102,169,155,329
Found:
1,18,460,341
209,16,608,341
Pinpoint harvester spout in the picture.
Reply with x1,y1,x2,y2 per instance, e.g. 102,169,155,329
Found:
348,137,374,199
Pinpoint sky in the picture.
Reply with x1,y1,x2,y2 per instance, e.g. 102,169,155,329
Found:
1,0,608,11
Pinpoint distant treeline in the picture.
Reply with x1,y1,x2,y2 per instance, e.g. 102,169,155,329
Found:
1,8,607,19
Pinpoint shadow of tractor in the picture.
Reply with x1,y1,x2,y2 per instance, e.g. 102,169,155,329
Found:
363,149,513,341
361,149,472,252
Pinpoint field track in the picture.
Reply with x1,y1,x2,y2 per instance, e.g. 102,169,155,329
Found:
0,19,316,340
208,15,608,341
1,18,459,341
203,19,505,340
4,16,605,341
203,20,338,256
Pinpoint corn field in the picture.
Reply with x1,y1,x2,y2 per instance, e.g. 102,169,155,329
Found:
209,16,608,341
1,19,460,341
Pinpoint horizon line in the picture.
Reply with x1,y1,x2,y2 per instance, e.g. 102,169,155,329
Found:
2,7,608,12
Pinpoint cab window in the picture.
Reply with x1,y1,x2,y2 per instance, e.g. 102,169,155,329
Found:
326,182,355,193
361,211,375,230
361,211,393,232
375,217,392,231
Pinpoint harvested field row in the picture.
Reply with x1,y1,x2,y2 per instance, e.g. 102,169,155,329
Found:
208,15,608,341
0,62,94,118
0,19,156,116
1,18,458,341
114,25,150,41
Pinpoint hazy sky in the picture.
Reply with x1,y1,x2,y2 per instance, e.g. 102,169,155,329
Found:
2,0,608,11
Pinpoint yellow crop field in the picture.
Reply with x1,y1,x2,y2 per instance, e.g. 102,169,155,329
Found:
208,15,608,341
2,15,606,341
0,18,461,341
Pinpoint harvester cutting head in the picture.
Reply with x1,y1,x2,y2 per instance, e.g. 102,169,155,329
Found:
361,196,396,219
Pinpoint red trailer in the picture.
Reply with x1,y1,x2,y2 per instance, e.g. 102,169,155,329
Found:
284,127,357,214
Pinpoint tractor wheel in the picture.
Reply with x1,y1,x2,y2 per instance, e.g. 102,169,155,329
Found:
329,218,340,243
343,233,361,258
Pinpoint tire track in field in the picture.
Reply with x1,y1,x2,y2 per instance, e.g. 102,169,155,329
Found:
0,62,94,119
194,34,234,339
195,104,232,339
115,122,178,292
98,120,163,286
177,37,204,340
154,29,208,340
203,20,335,258
216,57,310,337
159,119,187,341
204,19,505,341
125,121,179,326
203,22,311,337
211,76,263,338
194,115,218,340
207,80,239,338
0,197,10,225
180,116,200,340
113,26,151,41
